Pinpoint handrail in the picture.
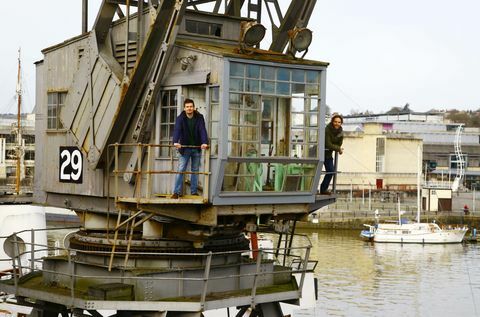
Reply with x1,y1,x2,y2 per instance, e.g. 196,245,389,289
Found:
107,143,211,202
3,228,312,307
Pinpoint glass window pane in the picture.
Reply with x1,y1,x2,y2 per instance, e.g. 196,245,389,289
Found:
261,81,275,94
198,21,209,34
292,83,305,94
230,62,245,77
245,95,260,109
211,104,219,121
230,78,244,92
211,87,219,102
308,129,318,142
276,82,290,95
291,98,304,112
262,99,273,119
229,110,240,124
309,98,319,111
261,66,275,80
229,93,242,104
246,64,260,78
306,70,319,83
309,114,318,127
211,122,219,138
305,84,319,95
292,69,305,82
243,111,259,125
245,79,259,92
185,20,197,33
169,109,176,123
277,68,290,81
291,113,304,127
161,108,167,122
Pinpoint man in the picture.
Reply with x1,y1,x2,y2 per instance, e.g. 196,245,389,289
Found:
171,98,208,199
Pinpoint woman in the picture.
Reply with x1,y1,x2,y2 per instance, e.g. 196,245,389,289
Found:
320,114,344,195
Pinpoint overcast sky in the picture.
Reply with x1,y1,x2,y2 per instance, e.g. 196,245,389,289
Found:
1,0,479,115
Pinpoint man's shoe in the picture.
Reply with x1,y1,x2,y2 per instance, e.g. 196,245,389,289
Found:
171,193,180,199
191,192,199,196
320,191,331,195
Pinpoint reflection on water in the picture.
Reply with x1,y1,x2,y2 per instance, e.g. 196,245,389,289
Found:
298,229,480,317
47,228,480,317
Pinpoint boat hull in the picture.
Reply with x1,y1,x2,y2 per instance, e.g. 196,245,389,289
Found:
369,223,468,244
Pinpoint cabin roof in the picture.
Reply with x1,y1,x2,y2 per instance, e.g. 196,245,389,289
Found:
176,39,329,67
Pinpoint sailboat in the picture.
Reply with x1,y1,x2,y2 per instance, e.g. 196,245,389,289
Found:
360,146,468,244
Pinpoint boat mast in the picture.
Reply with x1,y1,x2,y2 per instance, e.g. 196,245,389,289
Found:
15,48,22,195
417,144,421,223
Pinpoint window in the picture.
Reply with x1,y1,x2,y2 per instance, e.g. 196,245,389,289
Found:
23,134,35,145
222,61,322,193
209,87,220,156
0,134,16,144
186,20,222,37
24,150,35,161
449,154,468,169
159,90,178,157
376,138,385,173
47,92,66,130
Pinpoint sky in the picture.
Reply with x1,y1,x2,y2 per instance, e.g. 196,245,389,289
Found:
1,0,479,115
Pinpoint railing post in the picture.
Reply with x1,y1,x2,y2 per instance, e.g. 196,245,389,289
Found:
298,246,311,297
68,250,75,306
332,151,339,194
115,144,119,203
137,143,142,199
201,252,213,307
13,234,22,278
30,229,35,272
251,250,262,308
203,148,210,201
146,145,152,198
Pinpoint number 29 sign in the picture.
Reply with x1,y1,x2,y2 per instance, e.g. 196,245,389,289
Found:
59,147,83,183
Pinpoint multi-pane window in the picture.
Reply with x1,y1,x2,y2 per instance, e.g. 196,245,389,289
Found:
223,61,322,193
450,154,468,169
159,90,178,157
24,150,35,161
47,92,66,130
209,87,220,156
228,62,320,159
186,20,222,37
376,138,385,173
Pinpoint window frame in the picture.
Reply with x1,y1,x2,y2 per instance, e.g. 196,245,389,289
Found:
47,91,67,131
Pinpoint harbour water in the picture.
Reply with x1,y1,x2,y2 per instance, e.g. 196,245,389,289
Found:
46,228,480,317
296,229,480,317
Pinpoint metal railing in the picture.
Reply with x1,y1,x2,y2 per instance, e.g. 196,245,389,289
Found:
0,228,313,309
107,143,211,202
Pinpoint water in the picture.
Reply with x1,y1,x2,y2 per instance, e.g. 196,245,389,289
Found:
298,229,480,317
46,229,480,317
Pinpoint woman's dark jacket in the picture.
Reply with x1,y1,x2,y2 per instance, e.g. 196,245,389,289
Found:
324,122,343,159
172,110,209,154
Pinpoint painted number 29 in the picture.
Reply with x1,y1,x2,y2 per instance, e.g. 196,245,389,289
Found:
59,147,83,183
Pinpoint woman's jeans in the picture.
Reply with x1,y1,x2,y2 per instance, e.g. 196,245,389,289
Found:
320,157,335,193
173,148,201,195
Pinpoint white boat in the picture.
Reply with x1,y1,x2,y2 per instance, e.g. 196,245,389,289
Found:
361,145,468,244
361,221,468,244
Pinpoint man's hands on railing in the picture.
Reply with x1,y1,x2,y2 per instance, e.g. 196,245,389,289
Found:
173,143,209,150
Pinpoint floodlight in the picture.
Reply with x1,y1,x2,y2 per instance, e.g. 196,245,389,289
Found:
288,27,313,58
240,21,266,49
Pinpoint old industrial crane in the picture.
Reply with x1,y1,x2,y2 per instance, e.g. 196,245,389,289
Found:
1,1,335,316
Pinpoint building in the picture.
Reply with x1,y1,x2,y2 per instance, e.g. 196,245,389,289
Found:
0,113,35,194
343,110,480,190
336,122,422,191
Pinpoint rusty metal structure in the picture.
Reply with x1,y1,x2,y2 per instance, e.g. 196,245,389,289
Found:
0,1,337,316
